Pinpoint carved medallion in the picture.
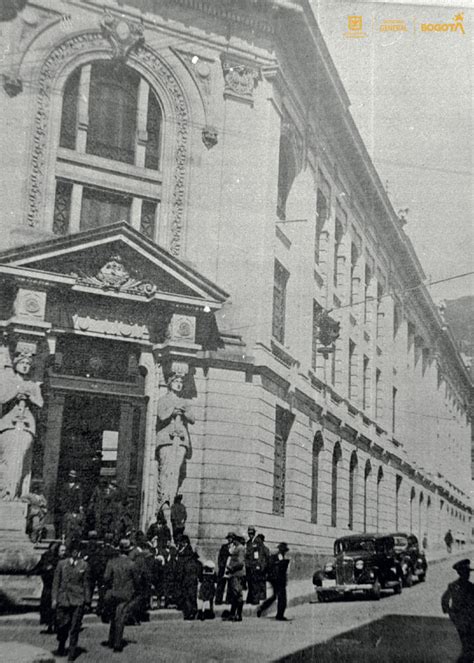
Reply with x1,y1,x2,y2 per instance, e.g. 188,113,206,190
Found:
71,254,157,297
100,11,144,62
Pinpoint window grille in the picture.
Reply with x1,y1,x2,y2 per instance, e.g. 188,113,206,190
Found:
52,180,72,235
272,260,289,344
273,406,294,516
140,200,157,239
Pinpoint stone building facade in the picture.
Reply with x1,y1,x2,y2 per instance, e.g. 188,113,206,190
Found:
0,0,471,571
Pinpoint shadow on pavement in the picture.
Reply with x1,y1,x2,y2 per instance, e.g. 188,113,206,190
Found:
276,614,461,663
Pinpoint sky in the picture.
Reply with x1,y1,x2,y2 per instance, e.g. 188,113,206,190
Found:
310,0,473,302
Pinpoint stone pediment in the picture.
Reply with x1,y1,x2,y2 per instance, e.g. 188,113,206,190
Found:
0,222,227,307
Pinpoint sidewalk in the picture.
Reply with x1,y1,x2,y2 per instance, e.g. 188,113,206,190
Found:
0,546,470,626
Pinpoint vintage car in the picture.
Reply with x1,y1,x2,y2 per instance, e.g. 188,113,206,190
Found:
391,532,427,586
313,533,404,601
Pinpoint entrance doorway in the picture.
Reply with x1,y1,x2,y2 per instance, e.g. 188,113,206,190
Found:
57,394,121,514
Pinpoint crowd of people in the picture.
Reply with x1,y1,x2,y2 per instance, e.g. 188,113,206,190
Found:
32,507,291,661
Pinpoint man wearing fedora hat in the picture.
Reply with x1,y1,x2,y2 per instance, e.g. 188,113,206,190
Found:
223,533,246,622
442,558,474,662
257,543,290,621
215,532,234,605
61,470,83,543
52,540,91,660
103,538,140,652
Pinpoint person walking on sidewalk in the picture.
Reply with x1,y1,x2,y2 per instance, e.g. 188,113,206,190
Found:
441,558,474,663
445,529,454,553
257,542,290,621
102,538,139,652
51,541,91,661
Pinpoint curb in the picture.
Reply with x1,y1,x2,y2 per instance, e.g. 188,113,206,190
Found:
0,549,469,626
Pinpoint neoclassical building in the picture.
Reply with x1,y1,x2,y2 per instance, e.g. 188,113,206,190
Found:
0,0,471,572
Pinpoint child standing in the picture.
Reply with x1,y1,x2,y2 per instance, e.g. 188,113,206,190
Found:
197,560,217,620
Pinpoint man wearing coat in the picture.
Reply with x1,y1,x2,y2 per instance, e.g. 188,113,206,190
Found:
223,533,246,622
441,558,474,663
103,538,139,652
52,541,91,660
257,542,290,621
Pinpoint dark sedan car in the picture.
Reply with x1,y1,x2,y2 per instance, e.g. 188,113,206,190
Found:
391,532,427,586
313,533,404,601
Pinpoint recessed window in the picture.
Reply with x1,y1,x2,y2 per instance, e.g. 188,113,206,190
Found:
54,61,162,240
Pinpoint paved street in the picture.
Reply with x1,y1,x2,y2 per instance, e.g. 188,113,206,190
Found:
0,554,469,663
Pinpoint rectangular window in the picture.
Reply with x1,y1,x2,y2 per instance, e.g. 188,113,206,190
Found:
364,264,372,324
273,406,294,516
140,200,157,240
80,186,132,230
311,300,323,372
376,282,384,339
362,355,370,410
53,179,73,235
350,242,359,306
407,322,415,356
393,303,401,338
59,69,80,150
375,368,382,419
87,62,140,164
272,260,289,344
348,339,356,401
333,217,344,287
392,386,397,434
315,171,330,264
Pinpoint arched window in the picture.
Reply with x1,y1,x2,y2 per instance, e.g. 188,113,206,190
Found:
410,487,416,532
276,131,297,221
376,466,384,531
311,431,324,524
395,474,402,530
331,442,342,527
348,451,358,530
419,492,424,539
363,460,372,531
53,61,162,240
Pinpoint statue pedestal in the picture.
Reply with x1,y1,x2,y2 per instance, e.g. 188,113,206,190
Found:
0,501,40,573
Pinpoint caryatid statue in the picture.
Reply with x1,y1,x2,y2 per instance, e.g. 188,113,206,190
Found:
0,345,43,500
155,367,195,512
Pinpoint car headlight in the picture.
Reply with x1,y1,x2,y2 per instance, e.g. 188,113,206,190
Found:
355,560,364,570
324,563,334,572
417,558,423,563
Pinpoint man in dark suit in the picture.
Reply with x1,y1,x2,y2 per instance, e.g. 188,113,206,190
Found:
215,532,233,605
257,542,290,621
103,538,139,652
52,541,91,660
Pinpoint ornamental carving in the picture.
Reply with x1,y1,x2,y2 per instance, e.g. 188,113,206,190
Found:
221,57,260,105
202,125,218,149
27,34,189,256
70,254,157,297
100,11,144,62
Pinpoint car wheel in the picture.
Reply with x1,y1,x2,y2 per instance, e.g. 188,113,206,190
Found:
371,579,381,601
394,579,403,595
404,571,413,588
418,573,426,583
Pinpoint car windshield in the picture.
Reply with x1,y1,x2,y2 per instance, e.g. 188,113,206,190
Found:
336,539,376,554
393,536,407,550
